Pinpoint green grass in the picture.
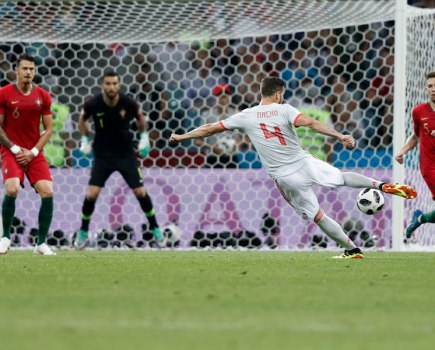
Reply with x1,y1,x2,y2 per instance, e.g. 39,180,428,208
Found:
1,251,434,350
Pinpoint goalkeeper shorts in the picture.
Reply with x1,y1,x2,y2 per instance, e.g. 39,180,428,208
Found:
89,153,143,189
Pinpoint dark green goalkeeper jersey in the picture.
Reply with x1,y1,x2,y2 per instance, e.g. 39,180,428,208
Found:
82,93,140,158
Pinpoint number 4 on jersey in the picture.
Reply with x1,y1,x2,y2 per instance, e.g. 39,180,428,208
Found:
260,123,287,145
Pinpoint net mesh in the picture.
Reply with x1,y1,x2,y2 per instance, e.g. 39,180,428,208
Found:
0,0,397,43
0,0,434,250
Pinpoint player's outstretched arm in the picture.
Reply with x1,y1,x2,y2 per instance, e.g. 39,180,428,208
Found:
395,133,419,164
170,122,226,143
295,113,355,149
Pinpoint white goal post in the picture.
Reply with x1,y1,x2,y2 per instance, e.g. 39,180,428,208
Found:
0,0,434,250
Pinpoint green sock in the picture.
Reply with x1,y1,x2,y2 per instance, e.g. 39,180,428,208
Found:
37,197,54,245
421,210,435,224
2,195,16,239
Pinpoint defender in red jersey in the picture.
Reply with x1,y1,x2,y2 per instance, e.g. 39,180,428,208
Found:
0,54,56,255
396,71,435,239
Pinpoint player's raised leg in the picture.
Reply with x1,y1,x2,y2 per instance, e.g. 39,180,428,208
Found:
342,172,417,199
276,172,363,259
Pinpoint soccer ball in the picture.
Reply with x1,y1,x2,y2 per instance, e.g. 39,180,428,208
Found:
163,223,182,247
356,188,385,215
219,137,236,152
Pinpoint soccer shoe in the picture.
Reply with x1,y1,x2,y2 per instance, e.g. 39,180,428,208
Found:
151,227,167,248
33,243,56,256
332,247,364,259
0,237,11,255
405,209,423,239
381,183,417,199
74,229,89,250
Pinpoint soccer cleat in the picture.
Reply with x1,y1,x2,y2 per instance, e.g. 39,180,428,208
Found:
33,243,56,256
405,209,423,239
381,183,417,199
151,227,167,248
74,229,89,250
332,247,364,259
0,237,11,255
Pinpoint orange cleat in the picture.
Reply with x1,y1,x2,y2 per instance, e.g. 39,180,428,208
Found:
381,183,417,199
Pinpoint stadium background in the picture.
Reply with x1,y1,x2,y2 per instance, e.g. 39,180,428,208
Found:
0,0,434,249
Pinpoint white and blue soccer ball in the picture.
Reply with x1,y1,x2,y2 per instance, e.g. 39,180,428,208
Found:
356,188,385,215
218,137,236,152
163,223,182,247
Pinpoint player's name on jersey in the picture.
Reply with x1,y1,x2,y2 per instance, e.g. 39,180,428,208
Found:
257,110,278,118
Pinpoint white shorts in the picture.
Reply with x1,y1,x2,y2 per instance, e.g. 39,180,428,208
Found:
275,156,344,221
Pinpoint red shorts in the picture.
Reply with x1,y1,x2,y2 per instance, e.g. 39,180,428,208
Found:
1,151,52,186
422,170,435,200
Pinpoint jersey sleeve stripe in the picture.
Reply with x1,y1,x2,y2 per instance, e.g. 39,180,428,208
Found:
220,120,230,130
293,113,303,127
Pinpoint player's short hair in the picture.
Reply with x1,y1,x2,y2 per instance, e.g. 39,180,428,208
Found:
16,53,35,68
102,70,120,82
426,71,435,80
261,76,285,97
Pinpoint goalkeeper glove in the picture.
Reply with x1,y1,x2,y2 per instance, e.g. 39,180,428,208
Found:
138,132,150,158
80,135,92,156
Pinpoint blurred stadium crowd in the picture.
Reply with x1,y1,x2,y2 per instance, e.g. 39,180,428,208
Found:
0,21,397,169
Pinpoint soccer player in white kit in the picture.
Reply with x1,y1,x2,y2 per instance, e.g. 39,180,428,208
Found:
170,77,417,258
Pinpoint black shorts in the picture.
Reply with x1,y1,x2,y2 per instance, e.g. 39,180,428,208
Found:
89,154,143,189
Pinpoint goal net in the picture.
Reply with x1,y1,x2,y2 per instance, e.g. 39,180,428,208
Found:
0,0,434,250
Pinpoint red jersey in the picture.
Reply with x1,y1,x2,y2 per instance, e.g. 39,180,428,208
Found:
412,102,435,175
0,83,52,152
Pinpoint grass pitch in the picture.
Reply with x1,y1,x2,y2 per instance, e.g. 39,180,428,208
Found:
1,251,434,350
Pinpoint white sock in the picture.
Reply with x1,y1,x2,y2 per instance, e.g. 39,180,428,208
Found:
317,214,356,250
342,172,381,189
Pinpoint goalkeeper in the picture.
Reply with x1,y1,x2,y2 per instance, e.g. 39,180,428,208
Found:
75,71,165,249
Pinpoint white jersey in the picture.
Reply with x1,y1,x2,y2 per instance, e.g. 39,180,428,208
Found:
221,103,310,179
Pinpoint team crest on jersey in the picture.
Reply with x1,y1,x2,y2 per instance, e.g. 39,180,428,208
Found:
36,99,42,107
120,109,126,119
